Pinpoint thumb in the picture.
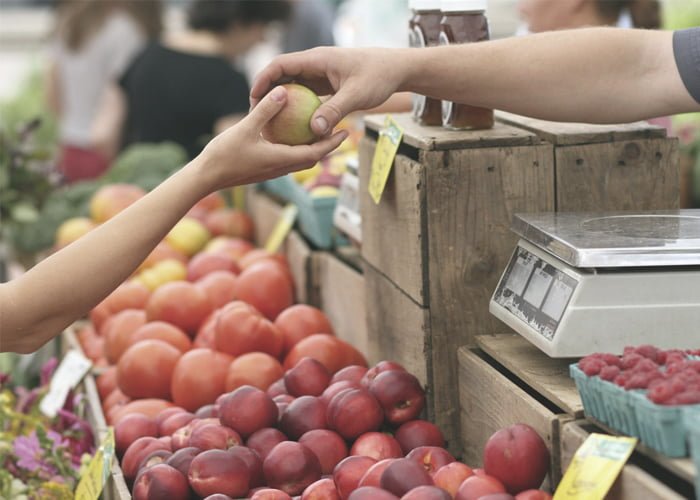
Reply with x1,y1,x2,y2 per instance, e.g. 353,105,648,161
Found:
246,85,288,132
310,88,357,136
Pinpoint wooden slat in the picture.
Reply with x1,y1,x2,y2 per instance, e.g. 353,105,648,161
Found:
248,187,283,246
285,230,312,304
555,139,680,212
458,347,561,483
497,111,667,146
359,137,428,305
364,113,538,151
476,334,583,417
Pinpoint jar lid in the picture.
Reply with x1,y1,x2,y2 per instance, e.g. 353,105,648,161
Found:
409,0,441,10
440,0,487,12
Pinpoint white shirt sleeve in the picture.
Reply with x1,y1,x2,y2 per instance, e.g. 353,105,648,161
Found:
101,12,147,80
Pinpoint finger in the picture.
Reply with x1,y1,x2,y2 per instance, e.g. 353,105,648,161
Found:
244,85,287,132
271,129,350,168
309,89,360,136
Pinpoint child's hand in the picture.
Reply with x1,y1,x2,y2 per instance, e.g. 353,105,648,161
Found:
198,85,349,191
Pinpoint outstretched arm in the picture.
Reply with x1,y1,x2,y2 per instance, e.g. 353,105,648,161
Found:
0,86,348,354
251,27,700,135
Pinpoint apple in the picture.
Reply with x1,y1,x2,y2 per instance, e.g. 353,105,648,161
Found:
188,449,250,498
284,357,331,397
406,446,455,475
263,441,322,495
350,432,403,461
298,429,348,475
380,458,434,497
483,424,550,494
361,361,406,388
132,463,189,500
188,423,241,451
331,365,368,386
219,386,279,438
401,486,451,500
122,436,171,483
280,396,327,440
166,446,200,477
247,428,289,461
369,371,425,425
348,487,399,500
515,490,553,500
455,475,507,500
333,456,378,500
251,489,293,500
395,420,445,454
301,477,340,500
262,83,321,146
227,446,264,488
115,414,158,456
433,462,474,496
357,458,397,488
320,381,362,407
326,389,383,439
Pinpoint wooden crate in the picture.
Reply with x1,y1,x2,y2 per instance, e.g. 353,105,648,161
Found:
497,112,679,211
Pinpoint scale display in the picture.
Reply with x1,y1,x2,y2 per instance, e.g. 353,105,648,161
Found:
493,246,578,341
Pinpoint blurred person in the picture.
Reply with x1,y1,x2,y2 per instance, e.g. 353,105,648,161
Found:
282,0,336,53
47,0,162,183
93,0,291,161
1,85,348,354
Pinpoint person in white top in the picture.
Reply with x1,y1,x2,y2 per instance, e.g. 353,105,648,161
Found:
46,0,162,183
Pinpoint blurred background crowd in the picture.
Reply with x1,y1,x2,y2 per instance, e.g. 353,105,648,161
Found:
1,0,699,269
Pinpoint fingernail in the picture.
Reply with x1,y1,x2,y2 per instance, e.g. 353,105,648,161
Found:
314,116,329,134
270,86,286,102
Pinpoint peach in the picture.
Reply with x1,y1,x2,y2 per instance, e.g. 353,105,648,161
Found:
189,449,250,498
515,490,553,500
122,436,170,483
298,429,348,475
455,475,507,500
326,389,383,440
219,386,279,438
301,477,340,500
401,486,451,500
204,208,254,241
361,361,406,388
188,423,241,450
433,462,474,497
246,428,288,461
132,463,188,500
138,241,188,273
55,217,96,248
227,446,264,488
380,458,434,497
137,449,172,472
195,404,219,419
261,83,321,146
279,396,327,440
90,183,145,223
284,357,331,397
406,446,455,475
395,420,445,454
204,236,254,261
351,432,403,462
267,378,288,398
159,412,196,438
348,487,399,500
263,441,322,495
358,458,397,488
369,370,425,425
251,489,293,500
115,414,158,457
166,446,200,477
225,352,284,392
333,456,377,500
331,365,368,386
320,381,362,406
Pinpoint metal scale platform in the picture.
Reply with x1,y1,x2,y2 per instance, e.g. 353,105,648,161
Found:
489,210,700,357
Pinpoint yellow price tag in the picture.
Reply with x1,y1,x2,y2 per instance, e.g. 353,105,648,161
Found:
368,115,403,204
75,427,115,500
265,204,298,253
554,433,637,500
232,185,246,211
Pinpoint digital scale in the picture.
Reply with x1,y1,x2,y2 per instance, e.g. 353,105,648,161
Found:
489,211,700,357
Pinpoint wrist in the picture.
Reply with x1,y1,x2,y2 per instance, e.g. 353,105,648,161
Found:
181,154,218,199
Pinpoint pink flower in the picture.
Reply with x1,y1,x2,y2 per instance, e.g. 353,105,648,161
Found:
13,432,57,479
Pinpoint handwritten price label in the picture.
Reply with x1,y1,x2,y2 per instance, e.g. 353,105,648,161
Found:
368,116,403,204
75,428,115,500
554,433,637,500
265,203,298,253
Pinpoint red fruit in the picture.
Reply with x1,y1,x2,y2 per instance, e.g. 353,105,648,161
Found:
455,475,507,500
247,428,288,461
350,432,403,461
236,261,294,320
358,458,397,488
196,270,237,310
331,365,368,386
369,370,425,425
395,420,445,454
274,304,335,355
217,385,279,438
515,490,553,500
380,458,434,497
267,378,289,398
301,477,341,500
188,423,241,450
333,456,378,500
109,399,174,426
227,446,264,488
187,252,239,282
204,208,254,241
250,489,293,500
166,446,200,477
159,412,196,437
284,334,368,374
132,463,189,500
171,348,234,411
406,446,455,475
115,414,158,456
298,429,348,475
361,361,406,387
103,309,147,363
320,381,362,406
117,339,181,400
401,486,451,500
106,281,151,314
599,365,620,382
215,301,283,357
146,281,213,336
96,366,118,401
326,389,383,440
348,487,399,500
477,495,516,500
483,424,549,494
130,321,192,353
274,394,295,404
263,441,322,496
138,449,173,472
433,462,474,497
284,357,332,397
188,449,250,498
226,352,284,392
122,437,171,483
280,396,327,440
195,404,218,419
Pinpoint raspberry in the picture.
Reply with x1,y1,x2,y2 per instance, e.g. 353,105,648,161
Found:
600,365,620,381
666,391,700,405
621,353,643,370
624,371,661,390
635,345,661,362
648,382,674,404
633,358,659,373
600,354,622,367
614,373,630,387
580,358,606,376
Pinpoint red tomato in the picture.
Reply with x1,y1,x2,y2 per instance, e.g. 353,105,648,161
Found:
146,281,213,336
117,340,182,399
103,309,147,364
274,304,335,355
284,334,367,374
225,352,284,392
96,366,118,401
109,399,175,425
235,261,294,320
196,270,237,309
170,348,234,412
215,301,283,358
105,281,151,314
130,321,192,353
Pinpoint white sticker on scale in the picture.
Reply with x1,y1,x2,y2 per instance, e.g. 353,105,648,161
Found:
523,267,553,309
542,278,574,322
506,254,535,296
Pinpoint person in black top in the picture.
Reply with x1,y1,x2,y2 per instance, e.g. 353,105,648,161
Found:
93,0,290,160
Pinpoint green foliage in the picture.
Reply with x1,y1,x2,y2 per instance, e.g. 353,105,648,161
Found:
102,141,188,191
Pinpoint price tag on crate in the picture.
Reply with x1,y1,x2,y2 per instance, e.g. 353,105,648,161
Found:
232,185,246,211
39,350,92,418
75,428,115,500
265,203,298,253
368,115,403,204
554,433,637,500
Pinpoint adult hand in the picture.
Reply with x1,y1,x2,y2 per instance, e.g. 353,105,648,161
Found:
250,47,406,137
201,84,349,191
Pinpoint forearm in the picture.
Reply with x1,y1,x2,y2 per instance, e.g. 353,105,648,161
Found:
401,28,696,123
0,158,214,353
